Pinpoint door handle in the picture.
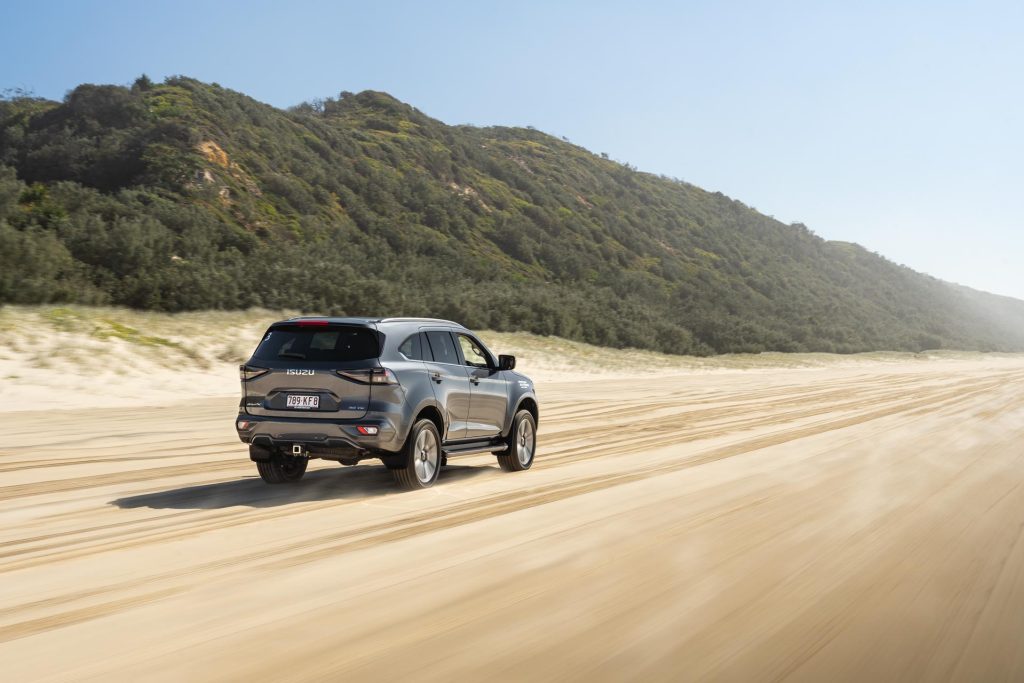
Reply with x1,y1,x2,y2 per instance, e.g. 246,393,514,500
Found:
431,372,443,383
470,377,480,385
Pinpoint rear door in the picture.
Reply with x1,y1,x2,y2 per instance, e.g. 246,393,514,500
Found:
242,323,380,420
455,332,509,439
422,329,472,441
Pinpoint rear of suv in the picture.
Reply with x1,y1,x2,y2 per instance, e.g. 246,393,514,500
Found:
235,317,539,489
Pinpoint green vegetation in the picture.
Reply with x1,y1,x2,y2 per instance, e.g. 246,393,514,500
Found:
91,319,178,348
2,76,1024,354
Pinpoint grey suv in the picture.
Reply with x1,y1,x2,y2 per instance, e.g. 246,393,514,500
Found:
235,317,539,489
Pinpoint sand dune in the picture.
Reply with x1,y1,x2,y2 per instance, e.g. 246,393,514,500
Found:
3,304,1010,411
3,346,1024,680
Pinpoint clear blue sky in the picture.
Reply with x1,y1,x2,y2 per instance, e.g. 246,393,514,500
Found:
3,0,1022,298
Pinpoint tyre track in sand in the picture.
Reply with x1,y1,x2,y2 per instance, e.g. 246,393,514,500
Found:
1,364,1022,648
1,368,1012,574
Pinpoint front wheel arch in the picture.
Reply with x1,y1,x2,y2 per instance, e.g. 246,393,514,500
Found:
497,409,536,472
506,396,538,437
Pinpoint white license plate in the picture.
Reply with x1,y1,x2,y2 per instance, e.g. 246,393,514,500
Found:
286,395,320,409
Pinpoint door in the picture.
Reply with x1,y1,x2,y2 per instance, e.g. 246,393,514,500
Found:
456,333,509,439
422,330,472,441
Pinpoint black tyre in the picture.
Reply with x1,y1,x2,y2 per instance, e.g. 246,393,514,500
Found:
256,454,308,484
497,410,536,472
391,419,442,490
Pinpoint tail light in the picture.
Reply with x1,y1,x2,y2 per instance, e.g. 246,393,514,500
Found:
336,368,399,385
240,365,269,381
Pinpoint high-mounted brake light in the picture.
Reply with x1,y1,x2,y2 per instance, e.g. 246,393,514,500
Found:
239,365,269,381
335,368,399,385
296,319,329,327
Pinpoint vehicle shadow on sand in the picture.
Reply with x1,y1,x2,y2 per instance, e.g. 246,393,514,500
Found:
111,464,490,510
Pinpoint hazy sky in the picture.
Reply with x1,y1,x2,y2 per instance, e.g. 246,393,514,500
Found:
3,0,1021,298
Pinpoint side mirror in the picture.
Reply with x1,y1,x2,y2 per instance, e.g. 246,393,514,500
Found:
498,354,516,371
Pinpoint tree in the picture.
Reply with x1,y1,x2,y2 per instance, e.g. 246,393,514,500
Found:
132,74,154,92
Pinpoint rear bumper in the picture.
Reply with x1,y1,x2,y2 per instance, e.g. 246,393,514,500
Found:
249,435,363,462
235,413,403,455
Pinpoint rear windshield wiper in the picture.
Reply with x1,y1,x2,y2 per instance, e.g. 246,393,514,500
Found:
277,351,307,359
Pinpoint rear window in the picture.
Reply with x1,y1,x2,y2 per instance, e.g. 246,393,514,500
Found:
253,326,380,362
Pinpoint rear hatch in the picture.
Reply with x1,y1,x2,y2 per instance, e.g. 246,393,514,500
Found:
241,322,382,420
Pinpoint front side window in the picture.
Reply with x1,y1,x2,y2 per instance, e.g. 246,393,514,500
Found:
457,334,490,368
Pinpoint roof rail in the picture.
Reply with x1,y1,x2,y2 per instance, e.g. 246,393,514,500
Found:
377,317,465,326
280,316,464,327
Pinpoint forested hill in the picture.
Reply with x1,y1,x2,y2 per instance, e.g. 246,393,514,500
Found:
2,76,1023,355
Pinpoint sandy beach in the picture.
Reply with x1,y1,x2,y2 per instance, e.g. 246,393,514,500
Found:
3,346,1024,680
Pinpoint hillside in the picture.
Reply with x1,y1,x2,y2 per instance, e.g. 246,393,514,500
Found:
2,76,1023,354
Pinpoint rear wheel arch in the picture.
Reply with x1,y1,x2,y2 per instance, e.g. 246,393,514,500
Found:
414,403,446,441
391,418,442,489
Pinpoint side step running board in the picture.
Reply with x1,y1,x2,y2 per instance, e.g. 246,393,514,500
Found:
443,442,507,457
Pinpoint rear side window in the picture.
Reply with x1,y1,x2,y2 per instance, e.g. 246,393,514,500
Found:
253,326,380,362
424,331,459,365
398,333,426,360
